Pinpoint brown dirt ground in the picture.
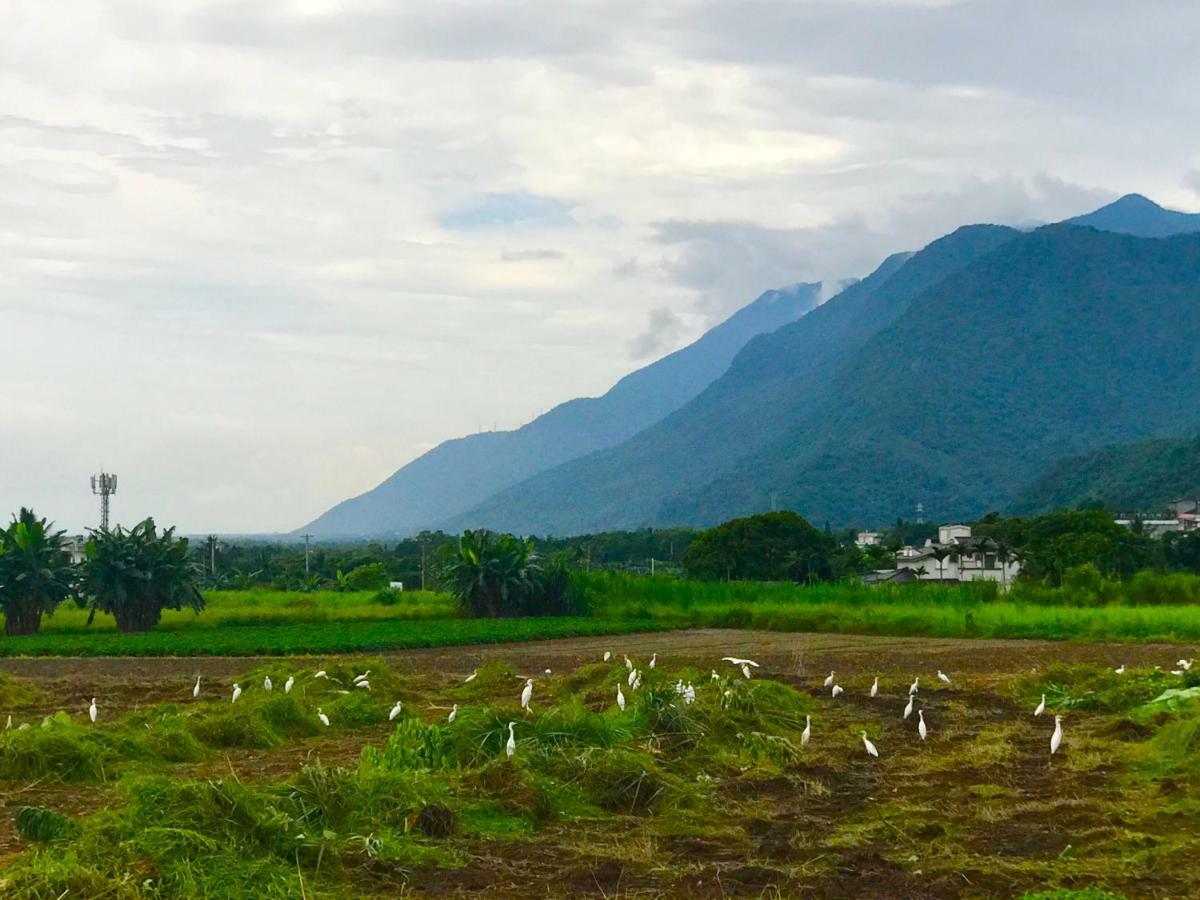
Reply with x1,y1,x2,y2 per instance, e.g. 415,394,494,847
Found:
2,629,1197,898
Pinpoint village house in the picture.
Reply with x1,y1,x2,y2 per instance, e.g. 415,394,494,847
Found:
863,524,1021,588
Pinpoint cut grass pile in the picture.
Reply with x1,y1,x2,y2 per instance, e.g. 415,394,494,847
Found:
0,659,818,897
1,655,1198,896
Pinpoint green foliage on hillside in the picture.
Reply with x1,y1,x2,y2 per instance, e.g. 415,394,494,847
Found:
1011,434,1200,515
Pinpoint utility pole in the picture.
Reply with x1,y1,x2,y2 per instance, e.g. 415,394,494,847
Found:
207,535,218,577
302,534,312,577
650,557,656,576
420,539,427,591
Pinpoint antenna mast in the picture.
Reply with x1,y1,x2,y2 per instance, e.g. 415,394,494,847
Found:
91,471,118,529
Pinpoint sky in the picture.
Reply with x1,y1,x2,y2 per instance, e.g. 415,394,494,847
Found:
4,0,1200,535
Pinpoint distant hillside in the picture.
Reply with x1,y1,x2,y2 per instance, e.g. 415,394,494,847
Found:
1011,435,1200,515
298,283,821,536
1068,193,1200,238
452,224,1200,533
445,224,1018,534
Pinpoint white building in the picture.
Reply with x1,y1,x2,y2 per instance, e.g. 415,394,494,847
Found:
855,531,882,547
876,524,1020,587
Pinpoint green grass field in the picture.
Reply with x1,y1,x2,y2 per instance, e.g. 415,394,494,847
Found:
582,572,1200,643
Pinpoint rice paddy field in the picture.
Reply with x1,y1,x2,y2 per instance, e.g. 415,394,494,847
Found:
1,630,1198,898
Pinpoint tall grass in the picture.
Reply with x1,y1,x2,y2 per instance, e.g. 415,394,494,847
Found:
579,572,1200,643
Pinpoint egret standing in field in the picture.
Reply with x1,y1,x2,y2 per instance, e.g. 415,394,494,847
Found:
1034,694,1046,717
627,668,639,688
603,651,612,663
616,684,626,711
649,653,657,669
683,683,696,704
711,669,719,681
464,670,478,683
918,709,928,741
505,722,516,758
448,704,458,724
869,677,879,698
861,731,879,758
263,675,273,692
909,677,920,695
937,670,951,684
520,678,534,711
625,656,633,671
317,708,330,727
355,680,371,690
801,715,811,747
823,671,836,688
231,684,242,704
903,695,915,720
1114,664,1126,675
193,676,201,699
88,698,98,724
831,684,844,698
388,700,403,721
1050,715,1064,755
284,675,294,694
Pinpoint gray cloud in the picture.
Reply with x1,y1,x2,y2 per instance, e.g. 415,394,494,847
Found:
628,307,687,360
3,1,1198,533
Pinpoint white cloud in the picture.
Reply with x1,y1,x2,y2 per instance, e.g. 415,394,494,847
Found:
2,0,1198,532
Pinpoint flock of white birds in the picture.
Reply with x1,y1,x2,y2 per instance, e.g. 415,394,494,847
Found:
4,652,1195,764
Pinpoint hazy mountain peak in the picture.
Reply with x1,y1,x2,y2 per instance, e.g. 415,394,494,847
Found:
1068,193,1200,238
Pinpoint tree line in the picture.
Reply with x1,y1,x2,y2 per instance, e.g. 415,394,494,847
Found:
0,509,202,637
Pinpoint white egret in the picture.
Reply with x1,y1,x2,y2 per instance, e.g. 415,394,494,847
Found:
314,670,327,679
722,657,759,669
193,676,201,699
801,715,811,746
909,677,920,695
353,671,370,685
742,663,753,679
231,684,242,703
505,721,517,758
544,668,552,675
1114,664,1126,675
616,684,626,711
711,669,719,681
465,670,478,683
520,678,534,711
627,668,638,688
448,704,458,724
683,683,696,704
1034,694,1046,717
862,731,879,758
625,656,633,671
869,677,879,698
903,695,914,719
4,715,10,730
263,675,273,692
317,708,330,727
631,672,642,691
1050,715,1064,755
1171,669,1185,676
603,651,612,662
918,709,928,741
355,680,371,690
831,684,844,698
1177,659,1193,671
284,676,294,694
649,653,657,669
937,670,951,684
88,698,98,723
823,671,836,688
388,701,403,721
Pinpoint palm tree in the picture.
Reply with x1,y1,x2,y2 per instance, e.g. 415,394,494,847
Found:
80,518,204,633
928,545,951,582
443,530,540,618
0,508,75,636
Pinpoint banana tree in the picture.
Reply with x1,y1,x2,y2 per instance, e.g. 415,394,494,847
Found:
0,508,75,636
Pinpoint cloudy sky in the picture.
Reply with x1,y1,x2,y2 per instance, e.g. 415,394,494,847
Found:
4,0,1199,534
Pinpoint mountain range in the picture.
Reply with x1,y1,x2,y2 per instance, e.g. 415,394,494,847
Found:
300,282,821,535
303,193,1200,536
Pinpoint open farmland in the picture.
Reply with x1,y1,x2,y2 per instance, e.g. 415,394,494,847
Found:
1,630,1198,898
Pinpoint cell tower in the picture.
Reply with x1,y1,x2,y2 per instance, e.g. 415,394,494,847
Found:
91,471,118,530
